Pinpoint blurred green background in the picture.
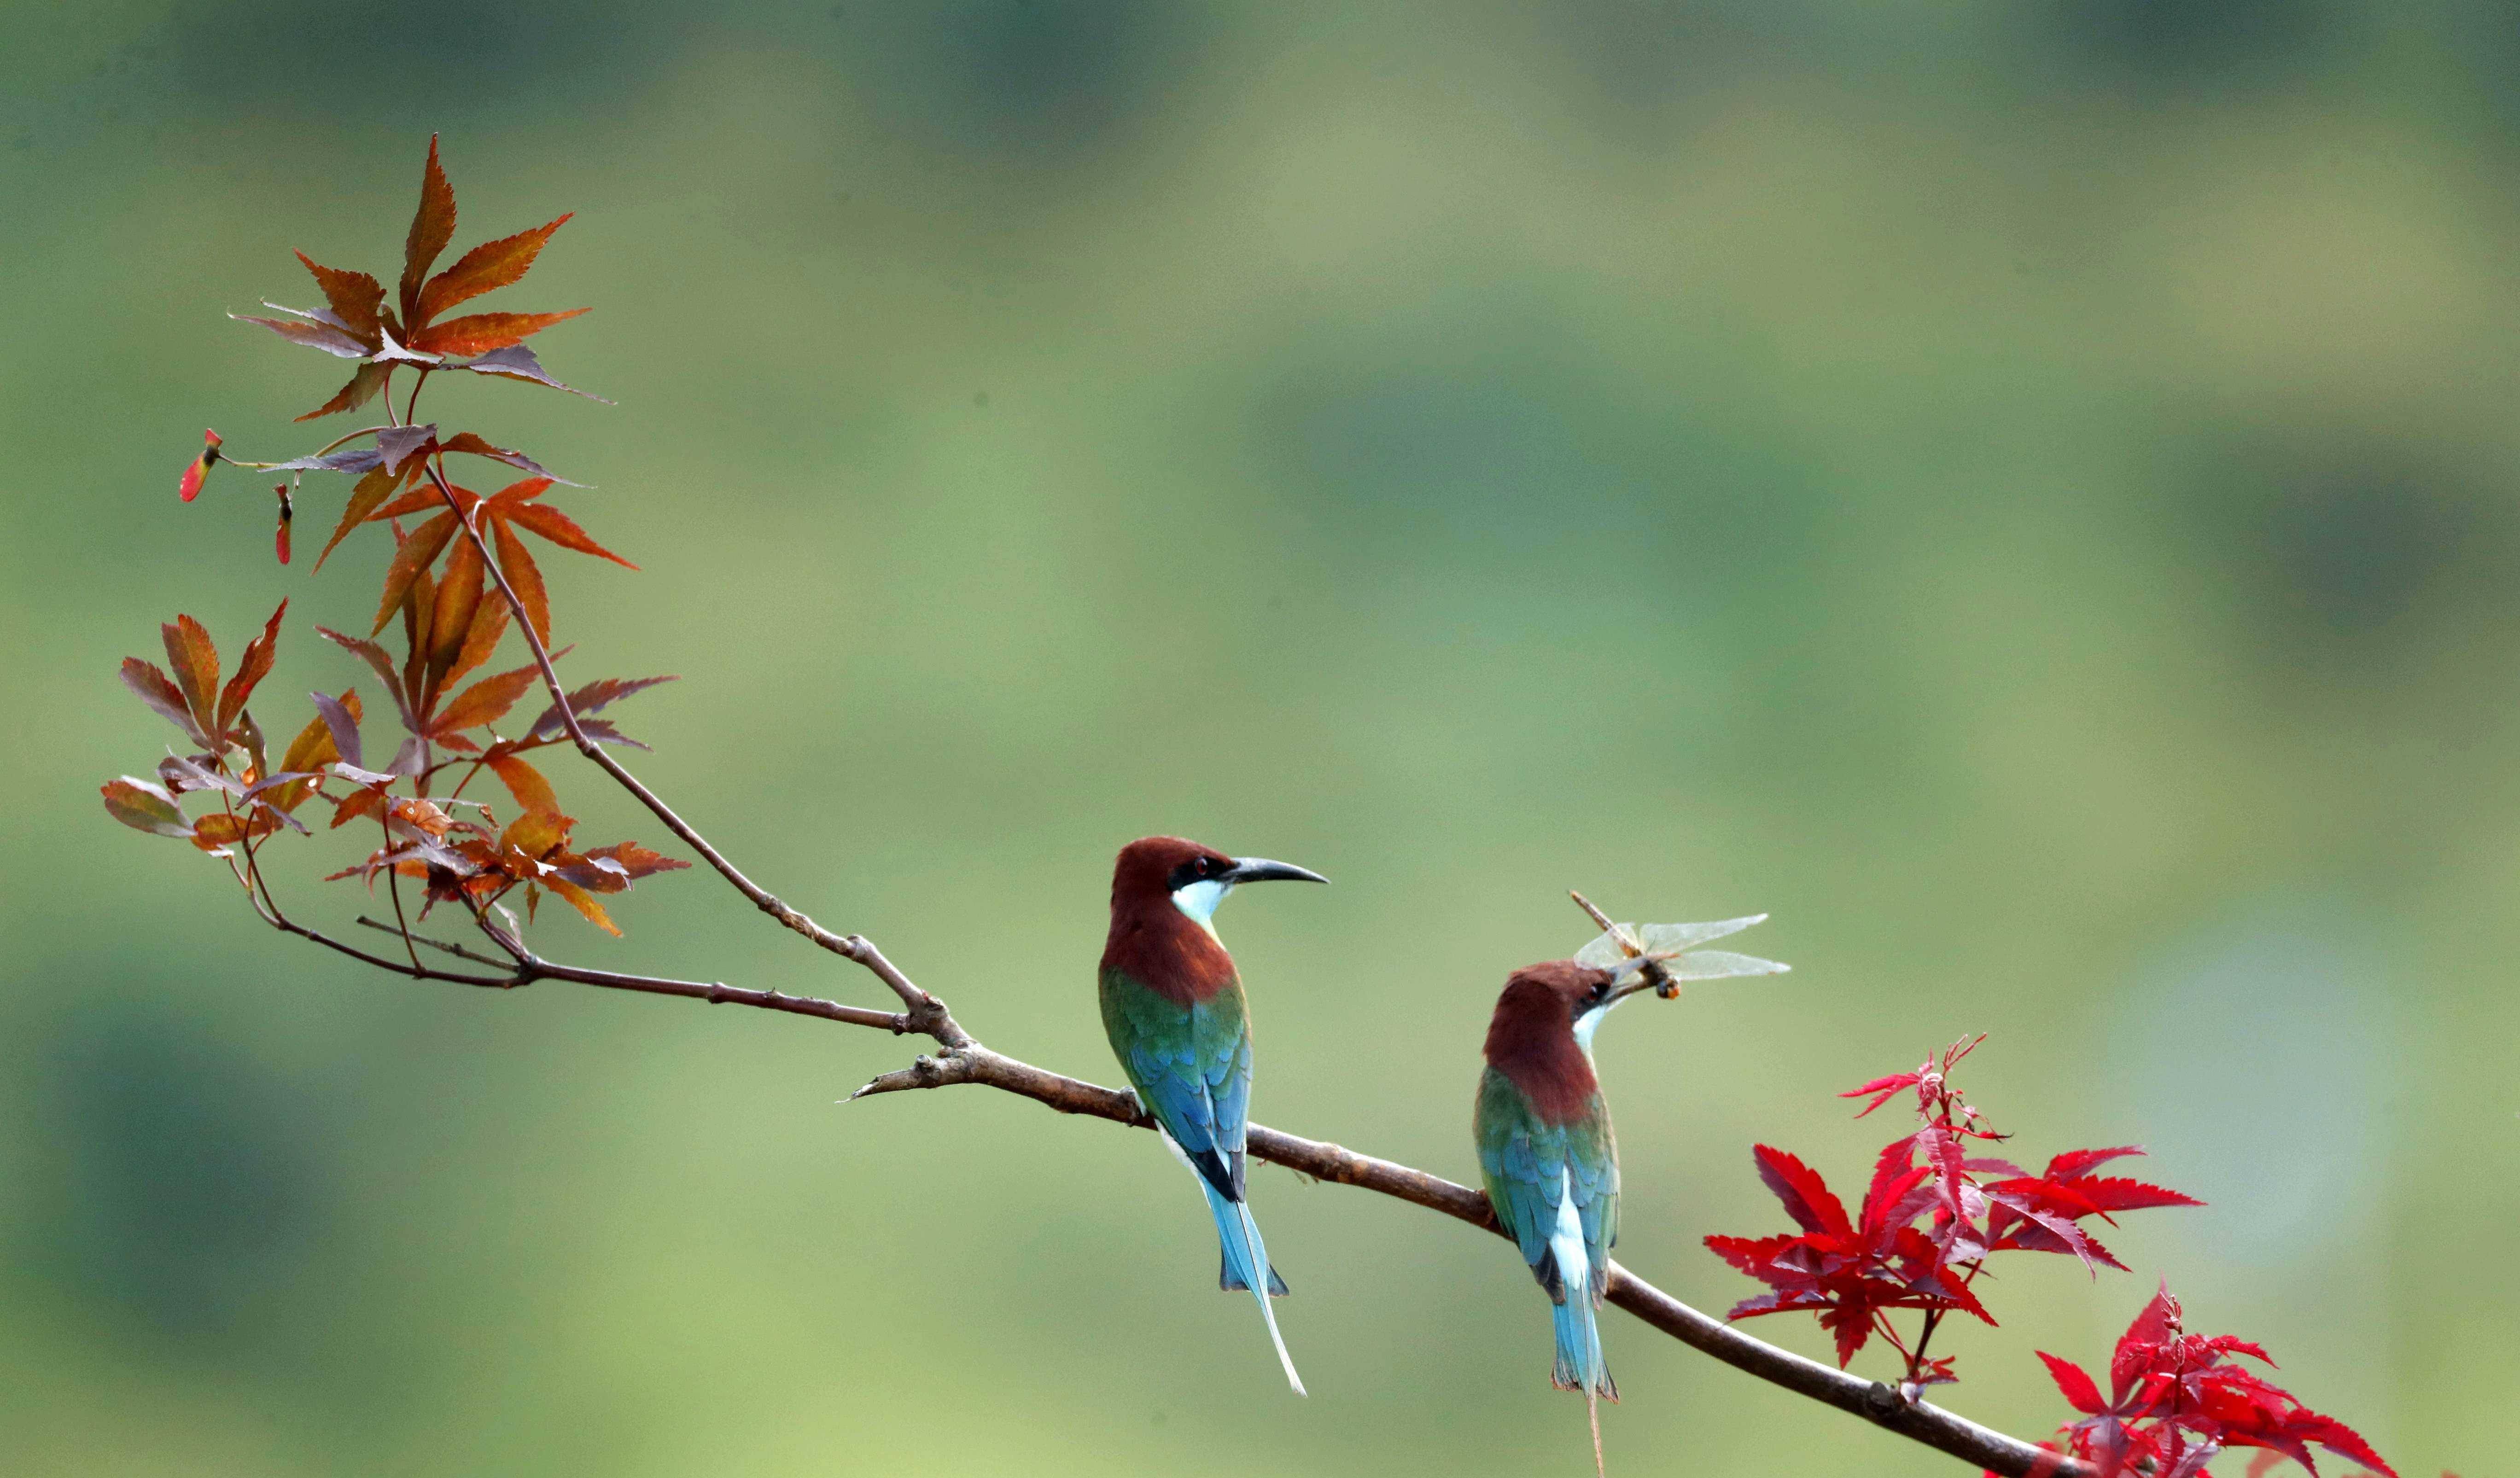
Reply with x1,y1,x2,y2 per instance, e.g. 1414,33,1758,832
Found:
2,1,2513,1473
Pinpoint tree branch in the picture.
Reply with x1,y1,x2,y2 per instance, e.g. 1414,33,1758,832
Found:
418,452,964,1046
373,398,2082,1477
263,878,2082,1475
846,1044,2082,1477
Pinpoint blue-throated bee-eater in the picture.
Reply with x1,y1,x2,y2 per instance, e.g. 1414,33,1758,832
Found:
1100,835,1326,1395
1474,958,1667,1472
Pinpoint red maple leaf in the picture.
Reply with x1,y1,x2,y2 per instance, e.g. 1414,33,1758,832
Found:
1713,1038,2200,1392
1704,1143,1994,1367
1981,1146,2202,1269
2033,1284,2397,1478
232,136,593,419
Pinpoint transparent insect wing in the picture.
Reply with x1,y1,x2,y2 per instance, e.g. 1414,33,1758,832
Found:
1573,929,1636,969
1575,914,1773,969
1667,948,1791,981
1638,914,1767,954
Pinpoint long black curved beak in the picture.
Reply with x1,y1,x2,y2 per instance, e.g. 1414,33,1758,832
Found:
1222,856,1329,886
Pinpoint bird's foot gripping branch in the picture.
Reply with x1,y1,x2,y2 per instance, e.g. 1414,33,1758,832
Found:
102,138,2397,1478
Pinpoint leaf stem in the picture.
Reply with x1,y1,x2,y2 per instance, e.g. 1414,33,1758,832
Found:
222,423,396,471
413,442,961,1041
380,804,425,972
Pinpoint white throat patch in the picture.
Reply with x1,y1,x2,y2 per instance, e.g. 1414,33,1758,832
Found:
1572,995,1623,1054
1171,878,1232,931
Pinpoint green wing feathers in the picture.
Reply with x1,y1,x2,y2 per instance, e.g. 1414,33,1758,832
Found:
1101,966,1254,1197
1474,1066,1618,1300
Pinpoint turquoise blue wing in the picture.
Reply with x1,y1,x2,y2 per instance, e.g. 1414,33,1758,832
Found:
1475,1071,1617,1299
1475,1068,1571,1292
1102,968,1253,1199
1476,1070,1620,1398
1566,1107,1617,1300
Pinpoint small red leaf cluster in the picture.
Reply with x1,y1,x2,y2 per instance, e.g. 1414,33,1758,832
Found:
2022,1283,2395,1478
104,603,684,934
232,136,591,423
1709,1038,2394,1478
1706,1036,2198,1382
181,135,608,571
106,138,687,942
108,602,303,852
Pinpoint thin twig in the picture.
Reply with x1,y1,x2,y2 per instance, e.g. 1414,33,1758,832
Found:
412,448,962,1041
354,914,512,967
380,808,424,972
520,957,914,1033
242,870,514,988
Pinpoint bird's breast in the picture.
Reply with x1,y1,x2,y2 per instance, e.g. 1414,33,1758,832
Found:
1101,907,1239,1006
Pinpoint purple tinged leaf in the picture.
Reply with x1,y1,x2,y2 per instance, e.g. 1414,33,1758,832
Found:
329,761,398,786
232,310,371,359
161,751,243,797
454,343,611,402
376,424,438,475
264,447,387,475
311,689,363,769
121,658,208,745
526,675,677,742
438,432,583,486
574,717,649,751
241,770,321,803
316,626,420,736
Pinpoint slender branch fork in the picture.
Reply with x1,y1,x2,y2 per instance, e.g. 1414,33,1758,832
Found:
221,387,2082,1478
